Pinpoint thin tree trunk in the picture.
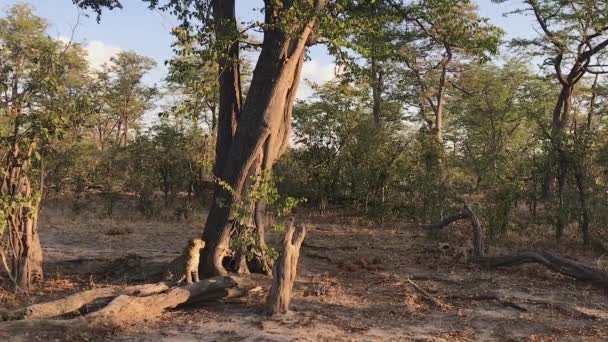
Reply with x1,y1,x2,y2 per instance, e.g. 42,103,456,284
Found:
200,0,243,277
212,0,242,178
574,169,590,245
371,56,383,128
434,46,451,143
543,82,574,199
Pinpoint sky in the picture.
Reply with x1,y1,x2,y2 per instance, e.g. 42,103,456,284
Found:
0,0,537,115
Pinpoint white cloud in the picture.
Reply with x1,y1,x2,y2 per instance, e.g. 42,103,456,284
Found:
84,40,122,71
58,36,122,71
301,59,336,84
298,59,336,99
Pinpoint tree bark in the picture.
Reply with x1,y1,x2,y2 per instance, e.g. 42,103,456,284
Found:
265,220,306,315
200,0,243,277
212,0,242,178
434,48,451,142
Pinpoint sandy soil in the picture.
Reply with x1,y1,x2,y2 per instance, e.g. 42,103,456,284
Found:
3,198,608,341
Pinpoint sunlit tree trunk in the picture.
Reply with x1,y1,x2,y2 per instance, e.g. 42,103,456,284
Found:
1,144,43,290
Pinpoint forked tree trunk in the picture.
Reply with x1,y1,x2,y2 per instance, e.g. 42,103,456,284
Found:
201,0,326,277
265,220,306,316
1,146,44,290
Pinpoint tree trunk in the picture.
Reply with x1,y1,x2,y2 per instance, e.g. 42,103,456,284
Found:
370,56,383,128
248,199,272,274
201,0,325,277
199,0,243,277
574,167,590,245
265,220,306,315
212,0,242,179
434,46,452,143
543,82,574,200
1,146,44,290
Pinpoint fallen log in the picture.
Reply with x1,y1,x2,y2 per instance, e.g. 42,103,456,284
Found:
422,204,608,288
1,282,172,321
0,276,250,336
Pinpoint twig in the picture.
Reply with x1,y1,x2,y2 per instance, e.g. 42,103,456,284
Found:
406,278,446,308
302,241,359,251
303,251,334,263
449,293,528,312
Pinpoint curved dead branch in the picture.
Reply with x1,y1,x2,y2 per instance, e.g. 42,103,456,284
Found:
422,204,608,288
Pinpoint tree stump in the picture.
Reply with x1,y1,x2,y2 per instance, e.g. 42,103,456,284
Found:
265,220,306,316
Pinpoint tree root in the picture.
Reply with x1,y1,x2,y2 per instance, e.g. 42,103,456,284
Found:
422,204,608,288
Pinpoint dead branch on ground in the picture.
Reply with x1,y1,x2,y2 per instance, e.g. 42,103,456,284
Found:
406,277,448,308
421,204,608,288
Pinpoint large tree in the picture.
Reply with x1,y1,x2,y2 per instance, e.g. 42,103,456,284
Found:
75,0,347,276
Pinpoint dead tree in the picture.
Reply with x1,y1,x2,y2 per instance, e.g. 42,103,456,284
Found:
421,204,608,288
265,221,306,316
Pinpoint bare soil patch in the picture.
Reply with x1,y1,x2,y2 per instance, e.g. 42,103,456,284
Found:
2,200,607,341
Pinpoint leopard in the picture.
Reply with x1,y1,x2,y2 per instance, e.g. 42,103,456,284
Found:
163,238,205,285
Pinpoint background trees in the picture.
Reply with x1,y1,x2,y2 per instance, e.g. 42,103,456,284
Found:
2,0,608,292
0,4,90,289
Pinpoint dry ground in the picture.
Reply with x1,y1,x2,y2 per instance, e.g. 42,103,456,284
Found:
2,197,608,341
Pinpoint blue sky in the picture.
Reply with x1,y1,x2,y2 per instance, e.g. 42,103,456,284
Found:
0,0,536,100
